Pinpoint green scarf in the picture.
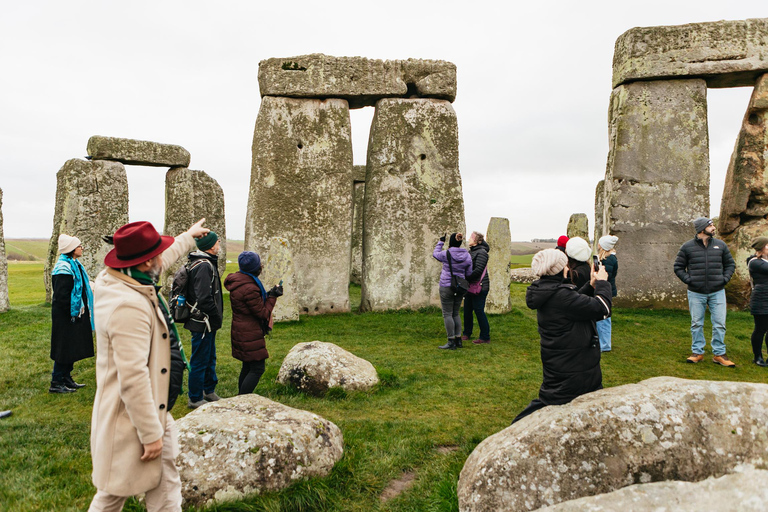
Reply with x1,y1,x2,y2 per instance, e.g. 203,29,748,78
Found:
121,267,191,371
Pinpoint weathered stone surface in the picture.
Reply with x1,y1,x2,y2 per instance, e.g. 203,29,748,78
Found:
276,341,379,395
361,98,465,311
458,377,768,512
260,237,300,322
0,188,8,313
566,213,589,240
349,165,366,285
718,74,768,309
605,79,709,308
613,18,768,89
245,97,353,314
485,217,511,314
258,54,456,108
162,167,226,295
593,180,605,253
510,267,537,284
538,469,768,512
176,394,343,507
45,159,129,302
87,135,191,167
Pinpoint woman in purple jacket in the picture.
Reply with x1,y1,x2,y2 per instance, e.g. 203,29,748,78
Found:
433,232,473,350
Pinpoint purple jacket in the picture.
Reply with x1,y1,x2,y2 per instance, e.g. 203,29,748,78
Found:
433,241,473,287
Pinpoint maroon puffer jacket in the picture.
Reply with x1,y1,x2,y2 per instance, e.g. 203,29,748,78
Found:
223,271,277,362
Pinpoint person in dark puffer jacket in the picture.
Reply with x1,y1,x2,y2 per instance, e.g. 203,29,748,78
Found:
462,231,491,344
513,249,612,425
674,217,736,367
224,252,283,395
747,236,768,367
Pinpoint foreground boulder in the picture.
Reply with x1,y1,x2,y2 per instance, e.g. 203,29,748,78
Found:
539,469,768,512
176,395,343,507
277,341,379,395
458,377,768,512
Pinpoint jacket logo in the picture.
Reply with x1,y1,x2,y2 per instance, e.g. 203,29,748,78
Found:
713,246,720,249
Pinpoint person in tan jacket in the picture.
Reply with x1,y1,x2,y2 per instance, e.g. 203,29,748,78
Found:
88,219,209,512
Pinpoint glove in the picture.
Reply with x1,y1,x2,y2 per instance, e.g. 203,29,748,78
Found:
268,285,284,297
70,317,77,324
439,234,446,242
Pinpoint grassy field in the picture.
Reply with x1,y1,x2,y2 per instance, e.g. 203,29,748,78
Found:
2,262,766,511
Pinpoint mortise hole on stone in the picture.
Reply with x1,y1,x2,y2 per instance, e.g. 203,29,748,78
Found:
297,142,303,150
314,306,319,312
405,82,419,97
330,305,334,309
303,307,309,313
749,113,760,125
420,154,426,160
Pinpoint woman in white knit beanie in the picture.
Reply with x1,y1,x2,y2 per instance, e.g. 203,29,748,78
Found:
596,235,619,352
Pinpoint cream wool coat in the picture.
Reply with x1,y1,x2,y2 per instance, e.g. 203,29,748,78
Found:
90,233,195,496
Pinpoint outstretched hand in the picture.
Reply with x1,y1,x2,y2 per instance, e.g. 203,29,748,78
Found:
187,218,209,239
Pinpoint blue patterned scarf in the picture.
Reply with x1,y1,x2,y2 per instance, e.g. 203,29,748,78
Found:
52,254,94,329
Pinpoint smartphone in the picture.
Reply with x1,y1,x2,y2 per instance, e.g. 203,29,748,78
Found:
592,255,600,272
279,279,283,286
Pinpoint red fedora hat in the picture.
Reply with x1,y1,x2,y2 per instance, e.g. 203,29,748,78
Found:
104,221,174,268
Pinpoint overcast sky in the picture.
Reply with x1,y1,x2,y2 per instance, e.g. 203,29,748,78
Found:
1,1,764,242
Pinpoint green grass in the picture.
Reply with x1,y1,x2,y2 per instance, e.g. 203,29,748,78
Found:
2,262,767,511
5,238,49,261
509,254,533,269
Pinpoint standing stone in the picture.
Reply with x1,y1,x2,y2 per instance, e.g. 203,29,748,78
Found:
245,97,353,314
45,159,129,303
87,135,191,167
361,98,465,311
260,237,300,322
718,74,768,309
566,213,589,240
605,79,709,308
162,167,226,295
485,217,511,314
593,180,605,253
0,188,8,313
349,165,366,285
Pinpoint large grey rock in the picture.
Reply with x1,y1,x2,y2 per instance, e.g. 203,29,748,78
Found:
718,74,768,310
260,237,300,322
613,18,768,88
485,217,511,314
176,394,343,507
244,97,353,314
45,159,129,302
361,98,465,311
510,267,537,284
604,79,709,308
593,180,605,253
87,135,191,167
276,341,379,395
0,188,8,312
349,168,366,285
566,213,589,240
538,469,768,512
162,167,226,295
258,54,456,108
458,377,768,512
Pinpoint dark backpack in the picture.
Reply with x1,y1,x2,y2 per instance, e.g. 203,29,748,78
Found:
169,259,212,323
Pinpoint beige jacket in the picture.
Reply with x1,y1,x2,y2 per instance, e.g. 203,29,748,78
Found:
90,233,195,496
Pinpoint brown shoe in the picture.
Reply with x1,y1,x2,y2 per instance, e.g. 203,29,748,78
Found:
686,353,704,364
713,354,736,367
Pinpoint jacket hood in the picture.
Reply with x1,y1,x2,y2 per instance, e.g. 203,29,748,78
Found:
526,274,566,310
188,250,218,263
224,271,255,293
471,241,490,253
446,247,471,264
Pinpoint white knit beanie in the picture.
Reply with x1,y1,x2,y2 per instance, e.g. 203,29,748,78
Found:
58,234,81,254
598,235,619,251
565,237,591,262
531,248,568,276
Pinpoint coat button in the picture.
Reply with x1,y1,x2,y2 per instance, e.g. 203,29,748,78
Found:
162,333,168,339
161,368,167,374
159,404,165,410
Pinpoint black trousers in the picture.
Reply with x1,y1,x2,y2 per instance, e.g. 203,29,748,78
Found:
751,314,768,359
238,359,266,395
511,398,547,424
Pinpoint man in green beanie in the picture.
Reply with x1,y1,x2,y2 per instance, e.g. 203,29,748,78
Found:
183,231,224,408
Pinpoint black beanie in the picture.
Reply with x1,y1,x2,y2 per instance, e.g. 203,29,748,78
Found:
449,233,463,248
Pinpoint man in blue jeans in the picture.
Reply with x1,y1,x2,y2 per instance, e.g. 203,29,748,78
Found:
183,232,224,407
674,217,736,367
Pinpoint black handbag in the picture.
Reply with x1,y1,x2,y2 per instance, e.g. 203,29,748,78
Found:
447,250,469,296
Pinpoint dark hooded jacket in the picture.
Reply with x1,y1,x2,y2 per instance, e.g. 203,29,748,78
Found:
183,251,224,332
748,255,768,315
673,236,735,294
224,271,277,362
467,241,491,293
525,275,612,405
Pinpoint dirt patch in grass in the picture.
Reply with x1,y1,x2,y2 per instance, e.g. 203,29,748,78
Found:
380,470,417,502
435,444,459,455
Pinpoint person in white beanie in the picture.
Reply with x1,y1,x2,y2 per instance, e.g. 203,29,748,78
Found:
514,249,611,424
565,237,592,289
49,234,94,393
596,235,619,352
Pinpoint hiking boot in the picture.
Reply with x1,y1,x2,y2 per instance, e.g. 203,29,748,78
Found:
204,392,221,402
454,337,463,349
438,338,457,350
472,339,490,345
63,376,86,389
686,353,704,364
754,356,768,367
188,399,207,409
49,381,76,394
713,354,736,367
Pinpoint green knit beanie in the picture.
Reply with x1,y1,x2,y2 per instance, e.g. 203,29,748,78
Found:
196,231,218,251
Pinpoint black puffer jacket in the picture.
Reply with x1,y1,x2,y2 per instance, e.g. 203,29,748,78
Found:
748,255,768,315
525,275,612,405
183,251,224,332
467,241,490,293
673,237,735,294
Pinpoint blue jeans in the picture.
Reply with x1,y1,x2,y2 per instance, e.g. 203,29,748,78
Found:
596,317,611,352
463,289,490,341
189,330,218,401
687,289,727,356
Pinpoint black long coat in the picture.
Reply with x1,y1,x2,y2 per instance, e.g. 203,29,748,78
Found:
50,271,94,364
525,275,612,405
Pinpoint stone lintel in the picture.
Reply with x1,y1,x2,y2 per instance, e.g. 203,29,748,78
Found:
87,135,191,168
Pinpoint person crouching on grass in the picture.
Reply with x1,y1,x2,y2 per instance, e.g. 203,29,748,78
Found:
512,248,611,424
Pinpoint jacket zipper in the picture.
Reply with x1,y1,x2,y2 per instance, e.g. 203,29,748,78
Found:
703,238,709,294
